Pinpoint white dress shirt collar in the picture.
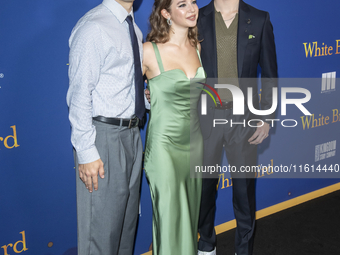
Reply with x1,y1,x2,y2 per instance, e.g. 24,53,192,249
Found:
102,0,134,23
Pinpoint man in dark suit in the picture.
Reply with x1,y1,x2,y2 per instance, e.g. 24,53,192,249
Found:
197,0,278,254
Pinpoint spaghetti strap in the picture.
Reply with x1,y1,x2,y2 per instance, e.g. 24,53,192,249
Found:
151,42,165,73
196,48,203,66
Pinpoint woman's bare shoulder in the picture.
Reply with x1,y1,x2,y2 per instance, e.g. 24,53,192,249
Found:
143,41,154,53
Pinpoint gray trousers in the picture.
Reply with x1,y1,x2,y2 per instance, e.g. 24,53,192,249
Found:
75,120,143,255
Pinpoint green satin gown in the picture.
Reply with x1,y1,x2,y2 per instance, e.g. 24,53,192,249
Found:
144,42,206,255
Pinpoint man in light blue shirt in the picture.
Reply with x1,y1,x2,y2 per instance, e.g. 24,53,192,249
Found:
67,0,147,254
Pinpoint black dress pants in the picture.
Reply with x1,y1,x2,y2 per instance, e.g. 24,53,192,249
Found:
198,108,257,255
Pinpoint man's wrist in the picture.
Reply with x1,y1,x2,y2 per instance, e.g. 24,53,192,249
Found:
77,147,100,164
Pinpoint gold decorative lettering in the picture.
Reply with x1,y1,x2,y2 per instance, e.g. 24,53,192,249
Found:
1,244,13,255
218,173,232,189
336,40,340,54
303,42,316,58
332,109,339,123
4,125,20,149
13,231,28,253
324,116,330,125
300,114,313,130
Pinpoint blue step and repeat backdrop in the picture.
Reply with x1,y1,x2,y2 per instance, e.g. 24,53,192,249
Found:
1,0,339,254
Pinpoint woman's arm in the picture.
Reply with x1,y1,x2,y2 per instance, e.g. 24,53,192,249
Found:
142,41,161,80
142,42,151,76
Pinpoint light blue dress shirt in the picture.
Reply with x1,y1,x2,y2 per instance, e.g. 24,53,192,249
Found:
67,0,148,164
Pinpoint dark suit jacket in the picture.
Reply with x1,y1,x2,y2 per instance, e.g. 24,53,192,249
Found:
197,0,278,139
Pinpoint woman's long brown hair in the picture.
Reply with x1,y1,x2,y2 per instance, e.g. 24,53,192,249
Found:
146,0,199,47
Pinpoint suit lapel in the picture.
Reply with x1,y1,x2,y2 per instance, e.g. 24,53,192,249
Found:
201,1,217,78
237,0,251,78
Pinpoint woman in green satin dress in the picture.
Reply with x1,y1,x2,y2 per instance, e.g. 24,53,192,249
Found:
142,0,205,254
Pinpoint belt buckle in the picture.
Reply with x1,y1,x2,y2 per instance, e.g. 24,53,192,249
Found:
128,117,139,129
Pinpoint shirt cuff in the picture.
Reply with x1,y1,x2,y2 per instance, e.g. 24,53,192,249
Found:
76,146,100,164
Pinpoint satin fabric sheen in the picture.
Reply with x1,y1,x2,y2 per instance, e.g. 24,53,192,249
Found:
144,42,205,255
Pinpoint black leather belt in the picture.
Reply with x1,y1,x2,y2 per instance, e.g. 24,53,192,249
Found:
93,116,139,128
215,101,233,110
